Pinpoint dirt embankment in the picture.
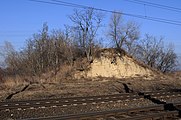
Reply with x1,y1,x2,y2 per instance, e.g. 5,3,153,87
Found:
75,49,160,79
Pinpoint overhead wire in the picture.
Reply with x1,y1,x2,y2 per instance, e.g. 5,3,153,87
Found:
28,0,181,26
123,0,181,13
29,0,86,8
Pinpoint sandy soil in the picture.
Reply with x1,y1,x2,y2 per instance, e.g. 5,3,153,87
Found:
75,49,158,79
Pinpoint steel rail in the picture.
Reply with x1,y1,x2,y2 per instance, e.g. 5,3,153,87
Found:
1,91,180,111
25,105,178,120
0,93,140,111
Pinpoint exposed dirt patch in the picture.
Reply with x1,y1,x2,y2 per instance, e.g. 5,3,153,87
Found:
75,49,160,79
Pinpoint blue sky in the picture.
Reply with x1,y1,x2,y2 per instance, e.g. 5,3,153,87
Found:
0,0,181,56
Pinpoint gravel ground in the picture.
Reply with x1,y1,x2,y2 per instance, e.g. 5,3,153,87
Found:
0,76,181,119
0,98,155,120
156,96,181,103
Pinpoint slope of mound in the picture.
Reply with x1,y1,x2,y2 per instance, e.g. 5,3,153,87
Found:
75,48,159,79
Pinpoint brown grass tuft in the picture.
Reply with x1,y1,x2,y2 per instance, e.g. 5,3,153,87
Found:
2,76,29,89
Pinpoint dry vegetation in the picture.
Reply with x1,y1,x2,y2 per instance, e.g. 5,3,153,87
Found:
0,8,179,101
0,72,181,102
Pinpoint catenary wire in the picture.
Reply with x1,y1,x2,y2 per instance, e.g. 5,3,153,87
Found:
28,0,181,26
123,0,181,13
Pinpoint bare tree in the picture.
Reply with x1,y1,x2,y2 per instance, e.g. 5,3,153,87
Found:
108,12,140,55
50,29,74,73
69,8,103,61
24,39,38,75
23,24,76,76
135,34,177,72
3,41,21,75
157,44,177,72
0,67,3,81
0,44,6,79
136,35,163,68
178,55,181,70
0,45,5,68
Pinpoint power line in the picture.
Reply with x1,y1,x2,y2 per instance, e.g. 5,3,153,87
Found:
29,0,85,8
28,0,181,26
0,30,33,34
0,35,31,37
123,0,181,13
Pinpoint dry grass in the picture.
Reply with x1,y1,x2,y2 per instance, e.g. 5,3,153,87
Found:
39,65,74,84
0,73,180,101
167,71,181,80
1,76,29,90
0,76,29,101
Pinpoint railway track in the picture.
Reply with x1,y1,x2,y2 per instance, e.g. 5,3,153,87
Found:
26,104,180,120
0,93,141,111
1,90,181,119
0,91,180,111
142,91,181,98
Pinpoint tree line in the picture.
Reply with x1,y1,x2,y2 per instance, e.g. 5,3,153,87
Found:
0,8,178,77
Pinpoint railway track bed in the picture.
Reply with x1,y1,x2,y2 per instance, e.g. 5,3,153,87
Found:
24,105,180,120
0,90,181,119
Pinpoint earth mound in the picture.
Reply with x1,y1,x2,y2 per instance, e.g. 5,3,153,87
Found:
75,48,160,79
